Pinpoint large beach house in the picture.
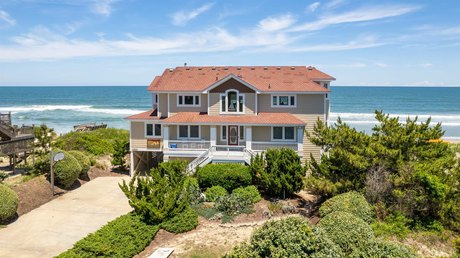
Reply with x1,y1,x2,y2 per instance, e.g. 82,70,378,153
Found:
127,66,334,175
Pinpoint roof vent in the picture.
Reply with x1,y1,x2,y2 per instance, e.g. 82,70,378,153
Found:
268,83,271,89
212,67,216,70
198,67,202,70
216,76,218,81
251,67,255,70
290,66,295,70
263,67,268,70
237,67,241,70
168,68,173,72
276,67,281,70
224,67,228,70
185,67,190,70
307,66,314,70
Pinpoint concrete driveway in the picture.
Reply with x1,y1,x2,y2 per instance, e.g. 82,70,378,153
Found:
0,176,132,258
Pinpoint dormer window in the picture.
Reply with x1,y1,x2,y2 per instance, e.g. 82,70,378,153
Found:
178,94,200,107
220,90,245,113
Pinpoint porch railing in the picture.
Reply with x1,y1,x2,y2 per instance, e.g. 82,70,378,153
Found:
167,140,211,150
251,141,298,152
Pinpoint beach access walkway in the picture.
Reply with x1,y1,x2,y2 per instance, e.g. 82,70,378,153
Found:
0,177,132,258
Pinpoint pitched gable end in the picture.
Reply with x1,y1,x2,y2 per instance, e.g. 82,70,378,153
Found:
202,74,260,94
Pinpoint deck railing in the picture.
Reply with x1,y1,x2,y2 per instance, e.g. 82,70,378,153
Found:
167,140,211,150
251,141,298,152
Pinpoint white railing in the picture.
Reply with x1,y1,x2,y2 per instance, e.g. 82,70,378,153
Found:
186,146,213,173
167,140,210,150
251,141,298,152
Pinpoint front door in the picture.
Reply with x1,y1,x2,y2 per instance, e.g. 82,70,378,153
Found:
228,125,238,145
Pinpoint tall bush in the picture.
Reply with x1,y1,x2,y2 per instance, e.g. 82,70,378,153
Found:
0,184,19,222
119,160,189,224
197,164,251,191
68,150,91,179
256,148,306,198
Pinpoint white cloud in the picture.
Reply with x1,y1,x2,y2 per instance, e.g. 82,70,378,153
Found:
307,2,321,13
258,14,296,31
171,3,215,26
419,63,433,68
291,5,420,32
288,36,384,52
324,0,346,10
0,10,16,26
374,62,388,68
91,0,117,17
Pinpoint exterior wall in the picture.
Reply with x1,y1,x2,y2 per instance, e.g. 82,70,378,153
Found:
131,121,147,149
210,78,255,93
158,93,168,118
168,93,208,115
258,94,326,162
252,126,271,142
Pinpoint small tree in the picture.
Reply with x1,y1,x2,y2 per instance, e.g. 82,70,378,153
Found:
119,160,189,224
112,139,129,170
258,148,306,198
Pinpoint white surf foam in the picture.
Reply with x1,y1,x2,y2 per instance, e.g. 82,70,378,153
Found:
0,105,144,116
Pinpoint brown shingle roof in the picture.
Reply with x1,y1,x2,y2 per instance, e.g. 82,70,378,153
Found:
125,109,160,120
148,66,334,93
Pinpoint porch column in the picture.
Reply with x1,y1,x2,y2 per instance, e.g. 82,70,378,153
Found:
297,127,304,156
246,126,252,150
210,126,216,147
163,125,169,150
129,151,134,177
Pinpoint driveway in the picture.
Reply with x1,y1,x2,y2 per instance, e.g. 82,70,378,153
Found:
0,176,132,258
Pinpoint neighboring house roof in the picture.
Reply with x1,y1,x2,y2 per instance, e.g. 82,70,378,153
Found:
125,109,160,120
126,110,305,126
148,66,334,93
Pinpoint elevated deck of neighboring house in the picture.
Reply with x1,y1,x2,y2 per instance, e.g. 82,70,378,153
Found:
0,112,35,173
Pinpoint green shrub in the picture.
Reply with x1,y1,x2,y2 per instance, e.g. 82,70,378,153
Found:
197,164,251,191
67,151,91,178
119,161,189,224
187,177,203,205
55,128,129,156
112,139,129,169
225,216,343,258
161,207,198,233
53,150,82,188
204,186,228,202
232,185,261,204
372,213,411,239
56,213,159,258
319,191,374,223
349,239,418,258
215,193,252,217
315,211,374,255
255,148,306,198
454,237,460,256
192,203,219,219
0,171,8,183
0,184,19,222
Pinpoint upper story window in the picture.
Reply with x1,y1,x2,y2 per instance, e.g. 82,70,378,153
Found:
271,95,296,107
220,90,245,113
146,123,162,137
178,94,200,107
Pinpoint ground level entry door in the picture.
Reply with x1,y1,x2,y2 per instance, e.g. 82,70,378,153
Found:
228,125,238,145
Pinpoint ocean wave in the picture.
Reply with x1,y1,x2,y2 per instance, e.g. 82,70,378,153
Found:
0,105,144,115
332,120,460,126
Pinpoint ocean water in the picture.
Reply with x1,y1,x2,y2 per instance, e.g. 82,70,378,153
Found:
0,86,459,139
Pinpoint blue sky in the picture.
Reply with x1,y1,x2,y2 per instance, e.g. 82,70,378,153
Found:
0,0,459,86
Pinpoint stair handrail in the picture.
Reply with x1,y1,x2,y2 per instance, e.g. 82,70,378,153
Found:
187,146,214,174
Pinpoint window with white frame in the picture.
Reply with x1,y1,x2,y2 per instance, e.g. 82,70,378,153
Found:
271,95,296,107
220,90,245,113
272,126,295,141
146,123,162,137
178,94,200,107
178,125,200,139
221,125,227,140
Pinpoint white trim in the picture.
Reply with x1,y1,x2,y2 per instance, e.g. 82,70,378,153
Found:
202,74,261,93
177,125,201,139
252,140,297,145
255,93,258,114
163,125,169,149
167,93,170,117
220,125,227,141
210,126,216,146
144,122,162,138
157,93,161,115
177,94,201,107
207,93,210,114
271,94,297,108
271,126,296,141
220,89,245,114
245,126,252,150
